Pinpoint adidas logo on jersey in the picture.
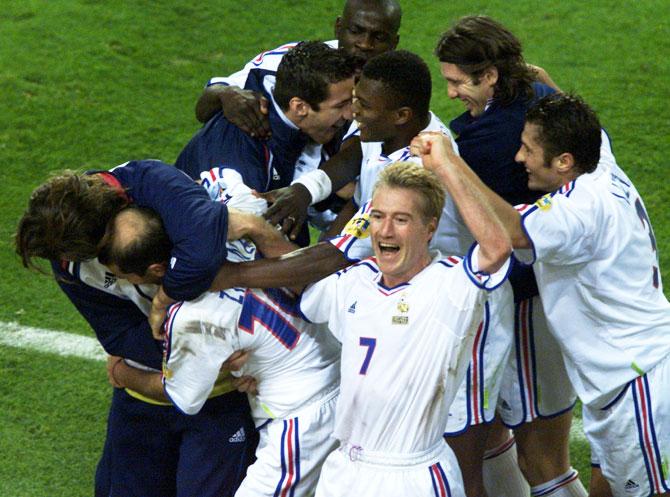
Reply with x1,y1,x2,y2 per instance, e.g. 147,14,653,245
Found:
624,479,639,493
103,272,117,288
348,301,357,314
229,427,246,443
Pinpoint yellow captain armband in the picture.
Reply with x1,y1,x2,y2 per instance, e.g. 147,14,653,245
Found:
534,194,553,211
343,211,371,239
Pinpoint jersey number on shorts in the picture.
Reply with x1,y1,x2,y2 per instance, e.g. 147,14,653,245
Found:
635,197,659,288
359,337,376,375
239,291,300,350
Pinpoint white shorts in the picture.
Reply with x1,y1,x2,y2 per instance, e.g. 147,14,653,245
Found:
583,354,670,497
497,296,577,427
315,440,465,497
445,284,514,434
236,388,339,497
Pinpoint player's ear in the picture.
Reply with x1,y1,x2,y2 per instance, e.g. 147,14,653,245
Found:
394,107,412,126
147,262,167,279
482,66,498,87
555,152,576,174
425,216,438,241
289,97,310,118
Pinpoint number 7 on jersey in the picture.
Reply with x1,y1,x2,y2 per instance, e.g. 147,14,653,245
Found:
359,337,376,375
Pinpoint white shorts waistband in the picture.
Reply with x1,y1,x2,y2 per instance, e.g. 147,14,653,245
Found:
338,440,446,468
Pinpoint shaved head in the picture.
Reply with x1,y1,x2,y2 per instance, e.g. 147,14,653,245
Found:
336,0,401,59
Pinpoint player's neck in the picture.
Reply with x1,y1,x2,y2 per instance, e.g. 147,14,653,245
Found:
381,114,431,156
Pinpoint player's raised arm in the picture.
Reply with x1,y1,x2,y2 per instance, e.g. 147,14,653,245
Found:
411,132,512,272
412,132,530,253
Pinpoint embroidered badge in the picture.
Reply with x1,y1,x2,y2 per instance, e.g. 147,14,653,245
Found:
343,213,371,239
534,193,553,211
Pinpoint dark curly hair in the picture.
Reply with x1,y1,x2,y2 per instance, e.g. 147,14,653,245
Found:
274,41,363,111
15,172,128,269
435,15,535,106
526,93,602,175
361,50,432,118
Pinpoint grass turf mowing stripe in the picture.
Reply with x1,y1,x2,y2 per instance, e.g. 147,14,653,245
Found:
0,320,105,362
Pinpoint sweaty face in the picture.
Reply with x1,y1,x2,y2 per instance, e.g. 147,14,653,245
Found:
440,62,494,117
370,185,435,288
516,123,563,192
336,8,399,60
301,78,354,144
352,76,398,143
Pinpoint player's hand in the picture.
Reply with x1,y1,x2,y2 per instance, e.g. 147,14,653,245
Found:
106,355,125,388
149,286,174,339
219,86,271,139
232,375,258,395
260,184,312,240
410,131,457,174
221,350,250,372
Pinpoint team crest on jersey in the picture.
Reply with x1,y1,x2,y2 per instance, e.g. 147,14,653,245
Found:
534,194,553,211
392,294,409,325
343,212,371,239
396,295,409,314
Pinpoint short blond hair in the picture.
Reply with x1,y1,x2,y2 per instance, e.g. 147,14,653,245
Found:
372,161,445,222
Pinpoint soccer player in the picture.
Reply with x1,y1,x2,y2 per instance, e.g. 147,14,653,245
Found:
98,202,341,497
194,0,401,133
411,93,670,497
175,41,360,196
434,16,585,497
14,165,263,497
14,159,262,339
298,161,511,496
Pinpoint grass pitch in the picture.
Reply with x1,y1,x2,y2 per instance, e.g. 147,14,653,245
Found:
0,1,668,495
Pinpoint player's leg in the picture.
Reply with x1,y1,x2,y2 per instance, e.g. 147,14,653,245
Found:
445,423,491,497
94,422,112,497
582,356,670,497
588,466,613,497
176,391,257,497
482,418,530,497
237,388,338,497
501,296,587,497
106,388,179,497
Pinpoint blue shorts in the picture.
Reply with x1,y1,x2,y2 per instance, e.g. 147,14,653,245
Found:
96,388,257,497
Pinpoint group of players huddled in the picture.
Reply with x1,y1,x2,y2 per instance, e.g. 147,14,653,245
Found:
15,1,670,496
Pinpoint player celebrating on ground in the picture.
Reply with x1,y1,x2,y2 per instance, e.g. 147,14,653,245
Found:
411,93,670,497
299,162,512,496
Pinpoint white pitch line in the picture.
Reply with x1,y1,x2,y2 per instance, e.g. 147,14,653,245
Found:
0,320,591,444
0,321,105,362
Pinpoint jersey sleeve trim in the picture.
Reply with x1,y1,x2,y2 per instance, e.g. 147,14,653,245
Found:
463,243,512,291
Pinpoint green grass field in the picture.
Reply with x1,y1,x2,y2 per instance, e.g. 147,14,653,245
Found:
1,1,668,495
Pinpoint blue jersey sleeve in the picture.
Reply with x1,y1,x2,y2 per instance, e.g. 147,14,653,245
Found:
51,261,163,369
109,160,229,300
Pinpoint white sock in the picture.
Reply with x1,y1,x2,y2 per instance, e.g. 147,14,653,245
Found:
530,467,588,497
483,437,530,497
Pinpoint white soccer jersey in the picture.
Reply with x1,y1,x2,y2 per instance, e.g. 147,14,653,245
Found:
163,287,341,423
69,259,157,314
515,131,670,408
299,249,510,454
349,112,473,260
207,40,339,89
